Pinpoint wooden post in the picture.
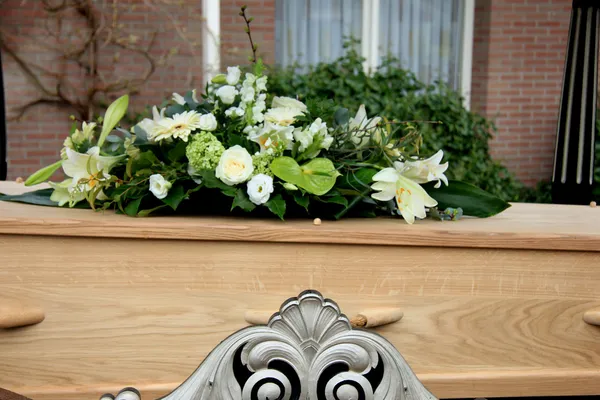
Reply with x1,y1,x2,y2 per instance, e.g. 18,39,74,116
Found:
0,49,6,181
552,0,599,204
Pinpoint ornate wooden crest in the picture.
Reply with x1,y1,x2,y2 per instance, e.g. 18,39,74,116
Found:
102,290,437,400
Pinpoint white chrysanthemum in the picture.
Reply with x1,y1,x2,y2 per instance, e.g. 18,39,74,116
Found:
150,110,203,142
264,107,304,127
272,96,307,113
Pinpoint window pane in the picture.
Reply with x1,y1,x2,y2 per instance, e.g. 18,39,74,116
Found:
276,0,466,90
275,0,362,67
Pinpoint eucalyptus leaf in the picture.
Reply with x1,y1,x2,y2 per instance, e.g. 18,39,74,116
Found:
97,95,129,147
24,160,63,186
334,107,350,127
423,180,510,218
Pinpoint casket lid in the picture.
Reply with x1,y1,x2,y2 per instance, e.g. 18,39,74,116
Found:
1,181,599,252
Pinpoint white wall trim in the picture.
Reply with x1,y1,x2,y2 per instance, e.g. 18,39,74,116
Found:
460,0,475,110
202,0,221,87
361,0,380,74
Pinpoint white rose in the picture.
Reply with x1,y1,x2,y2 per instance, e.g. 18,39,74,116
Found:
149,174,172,200
172,92,185,105
247,174,274,205
215,85,238,104
226,66,241,85
198,113,217,131
272,96,307,113
215,145,254,185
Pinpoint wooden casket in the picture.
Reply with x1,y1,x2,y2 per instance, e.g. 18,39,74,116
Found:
1,181,600,399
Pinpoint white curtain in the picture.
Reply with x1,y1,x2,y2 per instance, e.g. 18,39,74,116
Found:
275,0,465,89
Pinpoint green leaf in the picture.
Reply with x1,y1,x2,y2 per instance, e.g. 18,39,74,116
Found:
320,195,348,207
165,104,186,117
339,168,377,191
231,189,256,212
0,189,89,209
266,194,286,220
124,197,143,216
334,107,350,127
293,193,310,212
199,170,237,197
168,140,188,162
423,180,511,218
137,204,168,217
97,95,129,147
24,160,63,186
161,184,187,210
270,157,339,196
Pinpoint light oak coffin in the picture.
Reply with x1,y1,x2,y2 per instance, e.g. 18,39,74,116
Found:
1,181,600,399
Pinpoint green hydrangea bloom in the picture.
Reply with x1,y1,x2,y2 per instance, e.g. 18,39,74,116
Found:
252,151,276,177
186,131,225,171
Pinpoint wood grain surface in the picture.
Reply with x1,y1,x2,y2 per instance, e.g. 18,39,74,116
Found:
1,181,600,252
2,235,600,399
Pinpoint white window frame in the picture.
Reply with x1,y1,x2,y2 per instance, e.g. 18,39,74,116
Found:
202,0,221,87
360,0,475,109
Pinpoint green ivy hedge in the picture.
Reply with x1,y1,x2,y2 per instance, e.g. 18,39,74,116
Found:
266,44,598,203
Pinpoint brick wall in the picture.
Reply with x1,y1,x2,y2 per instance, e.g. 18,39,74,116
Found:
0,0,580,186
471,0,573,186
0,0,204,180
221,0,276,68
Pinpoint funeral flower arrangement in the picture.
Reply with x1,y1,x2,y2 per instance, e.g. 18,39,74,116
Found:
2,8,509,224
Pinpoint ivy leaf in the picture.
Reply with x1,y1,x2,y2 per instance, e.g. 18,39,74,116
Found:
293,193,310,212
423,180,510,218
168,140,188,162
199,170,237,197
231,189,256,212
266,194,286,220
161,184,187,210
124,197,143,216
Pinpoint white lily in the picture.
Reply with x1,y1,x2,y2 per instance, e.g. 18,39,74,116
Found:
349,104,382,148
172,92,185,105
62,146,124,194
49,179,85,207
248,122,294,153
400,150,449,188
370,166,437,224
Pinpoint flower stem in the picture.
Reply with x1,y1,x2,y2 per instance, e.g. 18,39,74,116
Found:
239,6,257,64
